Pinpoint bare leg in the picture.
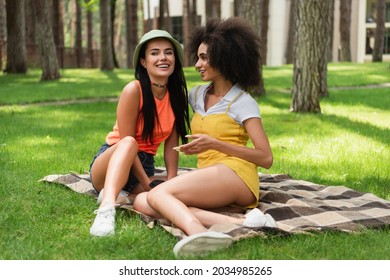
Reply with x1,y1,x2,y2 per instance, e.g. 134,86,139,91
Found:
144,164,256,236
188,207,244,227
134,197,245,227
90,136,138,207
133,192,163,218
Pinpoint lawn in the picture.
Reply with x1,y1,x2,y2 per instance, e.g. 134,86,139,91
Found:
0,63,389,260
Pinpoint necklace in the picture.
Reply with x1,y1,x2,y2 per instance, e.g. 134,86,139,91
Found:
151,82,167,88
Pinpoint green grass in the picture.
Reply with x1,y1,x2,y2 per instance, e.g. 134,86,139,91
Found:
0,63,389,260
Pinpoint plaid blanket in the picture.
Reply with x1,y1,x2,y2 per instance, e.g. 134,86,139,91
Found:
39,167,390,241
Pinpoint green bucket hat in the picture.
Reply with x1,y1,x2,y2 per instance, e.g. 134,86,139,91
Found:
133,29,183,67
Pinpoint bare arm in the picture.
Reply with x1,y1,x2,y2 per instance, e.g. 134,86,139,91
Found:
164,128,179,179
117,82,151,190
176,117,273,169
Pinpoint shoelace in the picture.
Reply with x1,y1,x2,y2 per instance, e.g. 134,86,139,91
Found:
93,206,115,217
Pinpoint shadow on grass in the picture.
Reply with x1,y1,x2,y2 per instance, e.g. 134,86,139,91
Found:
326,87,390,111
323,113,389,146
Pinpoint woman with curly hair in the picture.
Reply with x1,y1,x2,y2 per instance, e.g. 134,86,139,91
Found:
133,17,276,257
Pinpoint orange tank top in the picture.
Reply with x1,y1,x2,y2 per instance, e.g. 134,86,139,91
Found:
105,81,175,155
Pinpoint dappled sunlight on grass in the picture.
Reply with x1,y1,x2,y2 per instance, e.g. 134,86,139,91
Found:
327,63,390,86
271,128,389,194
260,85,389,197
322,104,389,130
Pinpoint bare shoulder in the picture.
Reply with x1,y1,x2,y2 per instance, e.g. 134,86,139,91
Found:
119,80,141,103
121,80,140,96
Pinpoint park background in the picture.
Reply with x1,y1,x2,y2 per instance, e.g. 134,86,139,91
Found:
0,0,389,260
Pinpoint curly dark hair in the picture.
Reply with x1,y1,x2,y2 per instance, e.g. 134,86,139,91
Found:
187,17,261,90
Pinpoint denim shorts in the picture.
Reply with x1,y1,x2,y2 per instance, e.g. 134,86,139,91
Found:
89,143,155,192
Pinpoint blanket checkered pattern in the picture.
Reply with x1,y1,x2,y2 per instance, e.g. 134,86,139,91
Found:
40,167,390,240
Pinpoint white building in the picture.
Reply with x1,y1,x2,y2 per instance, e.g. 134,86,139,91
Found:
145,0,390,65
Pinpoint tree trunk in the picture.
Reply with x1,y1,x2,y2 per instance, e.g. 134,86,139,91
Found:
158,0,169,30
339,0,352,61
327,0,335,62
182,0,190,67
206,0,221,20
286,0,297,64
33,0,60,80
52,0,64,68
191,0,198,27
86,1,95,68
110,0,119,68
145,0,152,32
75,0,83,68
125,0,138,68
320,0,334,97
260,0,269,66
5,0,27,73
69,1,76,48
25,0,37,62
235,0,265,96
372,0,386,62
165,0,172,34
291,0,330,113
100,0,114,70
0,0,5,70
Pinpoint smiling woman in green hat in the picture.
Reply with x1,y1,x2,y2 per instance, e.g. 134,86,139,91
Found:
89,30,190,237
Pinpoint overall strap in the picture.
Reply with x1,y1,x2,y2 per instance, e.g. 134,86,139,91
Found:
225,91,244,113
193,85,202,112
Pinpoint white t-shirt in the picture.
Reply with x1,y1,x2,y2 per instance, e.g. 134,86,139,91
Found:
189,84,261,126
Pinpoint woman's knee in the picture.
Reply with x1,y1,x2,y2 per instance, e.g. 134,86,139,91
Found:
117,136,138,151
133,192,149,213
146,187,166,210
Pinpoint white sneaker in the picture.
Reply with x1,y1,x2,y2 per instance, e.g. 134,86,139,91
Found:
173,231,233,257
90,202,116,237
243,208,278,228
97,188,130,205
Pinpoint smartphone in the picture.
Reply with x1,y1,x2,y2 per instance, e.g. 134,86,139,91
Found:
149,179,165,188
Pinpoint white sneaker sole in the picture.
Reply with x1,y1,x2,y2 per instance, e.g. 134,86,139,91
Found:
244,208,278,228
90,227,114,237
173,232,233,257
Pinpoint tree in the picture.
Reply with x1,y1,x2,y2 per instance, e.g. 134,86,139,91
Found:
145,0,152,32
52,0,65,68
25,0,37,63
0,0,6,70
110,0,119,68
260,0,269,65
372,0,386,62
5,0,27,73
291,0,331,113
235,0,266,96
100,0,114,70
327,0,335,62
75,0,83,68
190,0,198,27
182,0,190,67
158,0,171,32
85,0,95,68
339,0,352,61
206,0,221,19
33,0,60,80
285,0,297,64
125,0,138,68
320,0,334,97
